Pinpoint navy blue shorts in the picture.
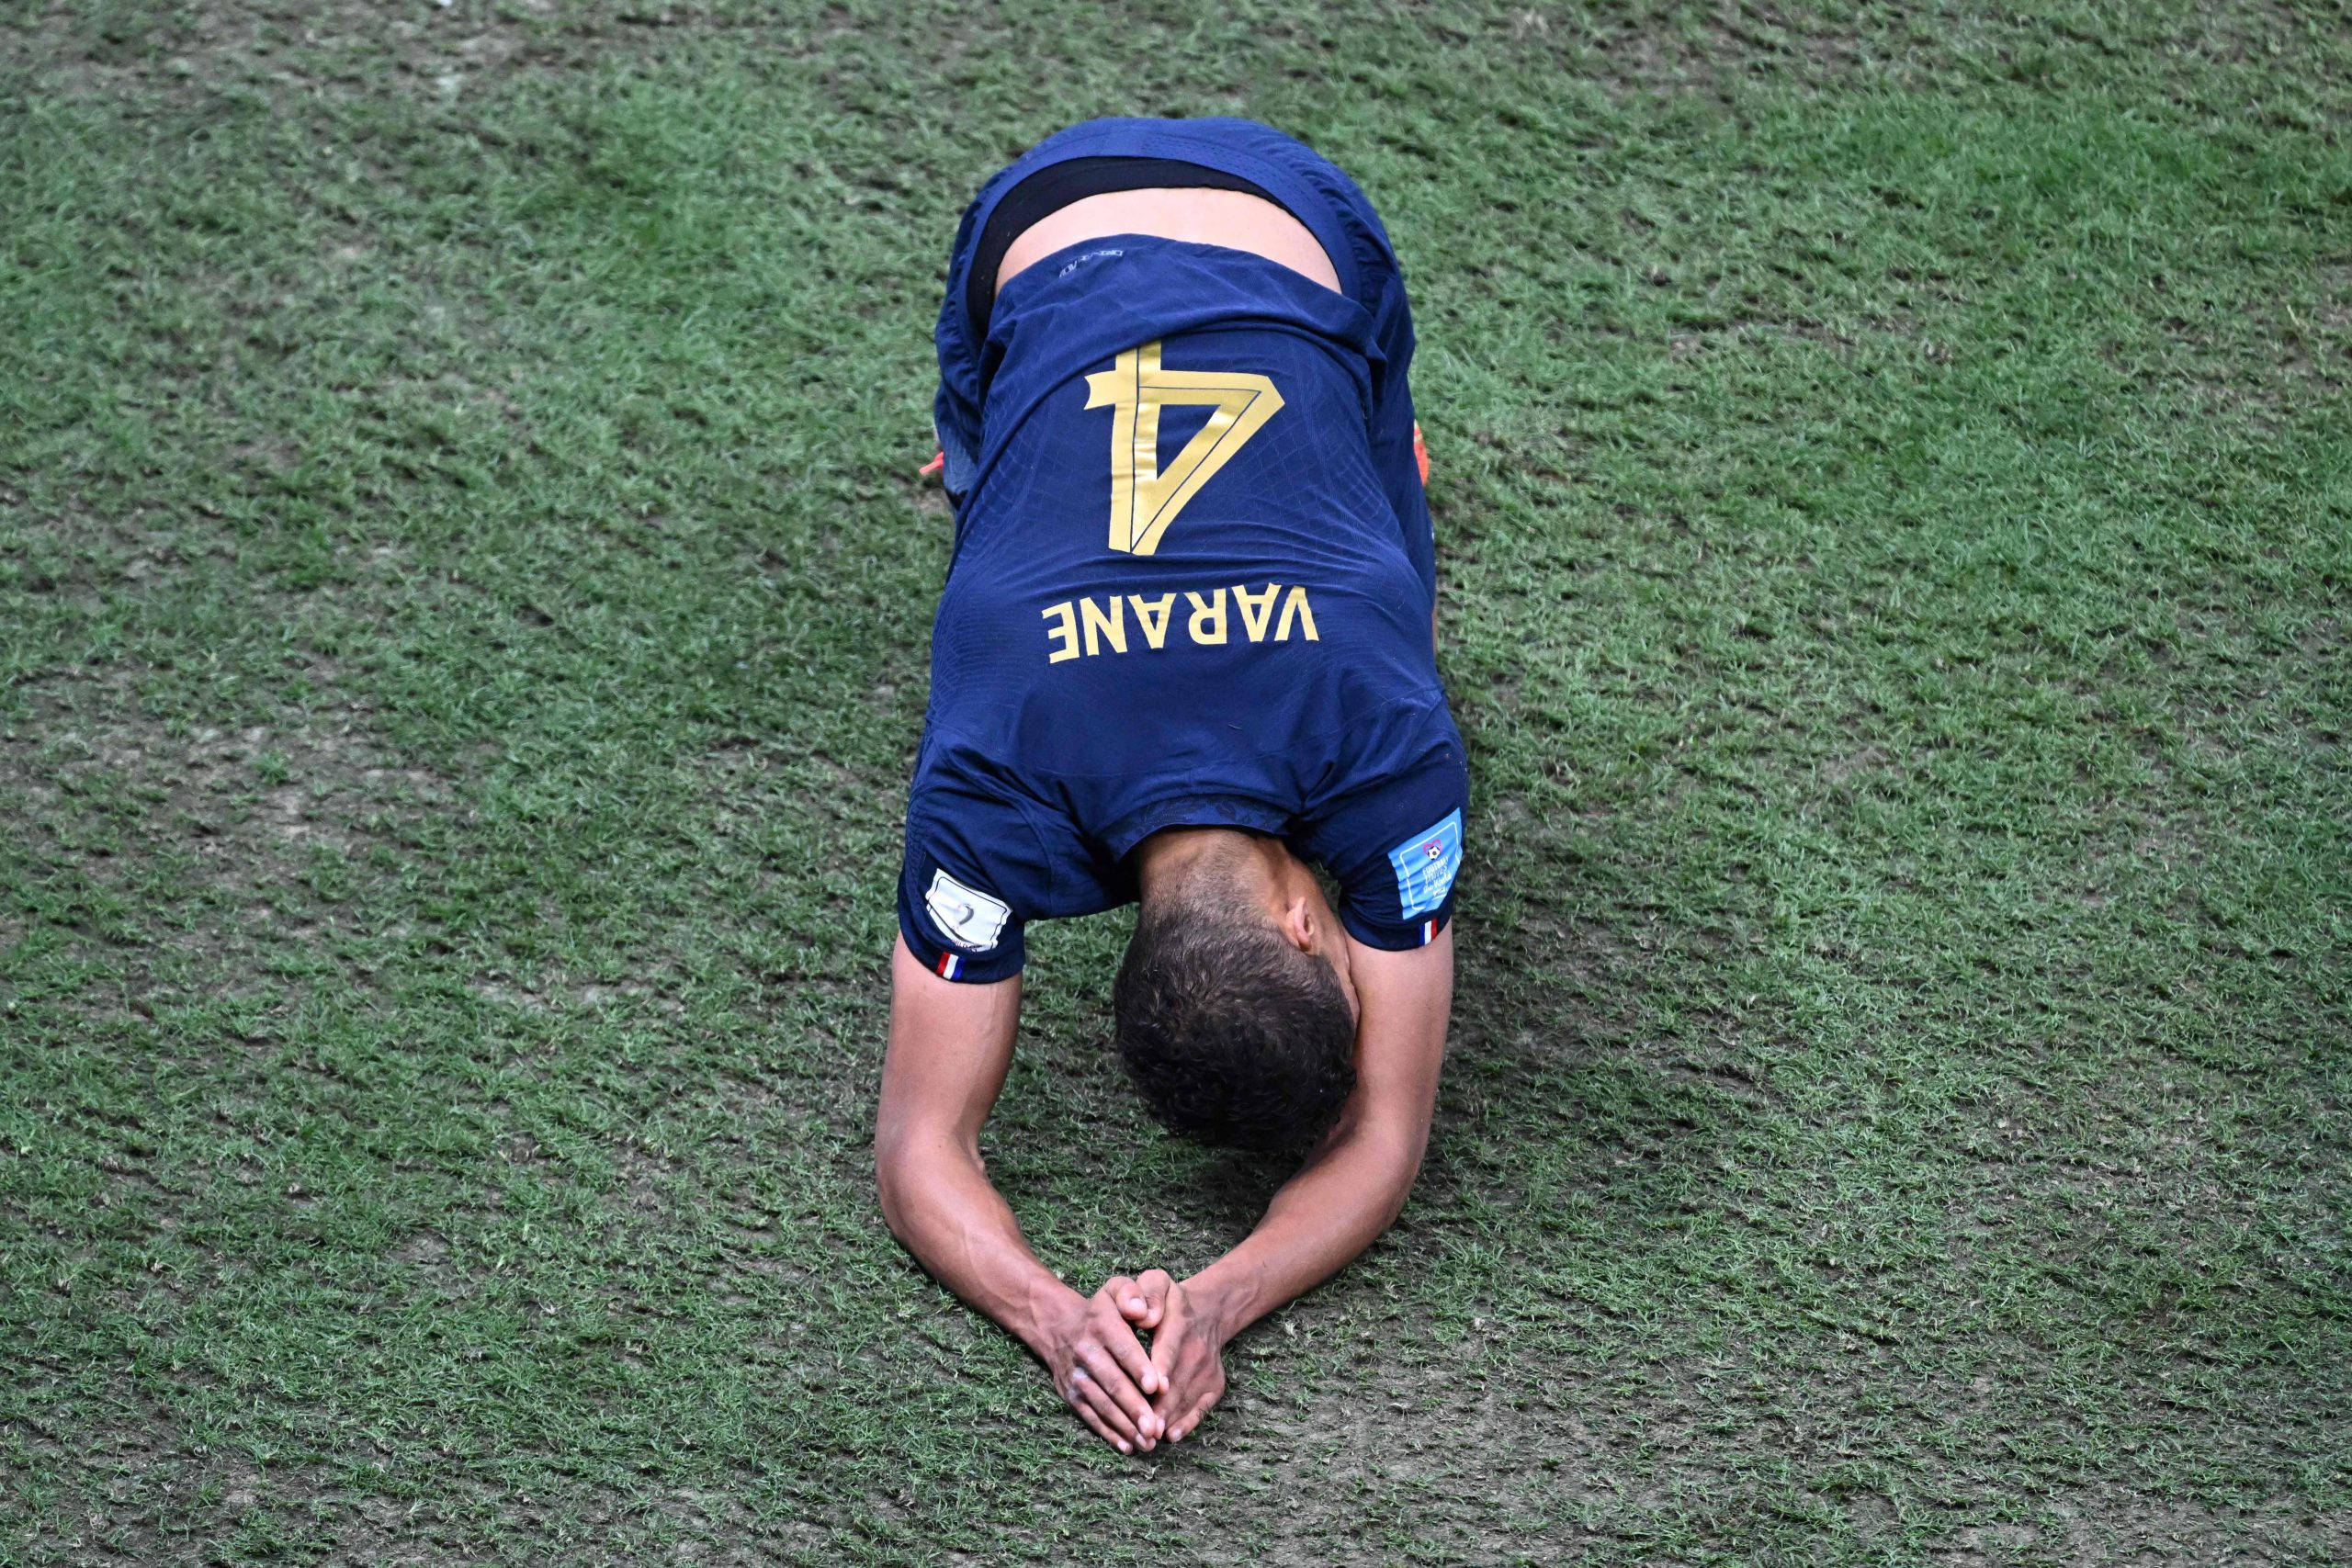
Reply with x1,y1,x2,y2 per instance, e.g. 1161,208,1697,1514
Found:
931,117,1427,565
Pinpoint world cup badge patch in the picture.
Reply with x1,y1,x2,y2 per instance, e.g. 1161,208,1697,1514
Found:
1387,808,1464,921
925,869,1010,953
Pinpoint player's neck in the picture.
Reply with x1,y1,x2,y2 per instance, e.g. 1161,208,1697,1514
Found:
1132,827,1274,911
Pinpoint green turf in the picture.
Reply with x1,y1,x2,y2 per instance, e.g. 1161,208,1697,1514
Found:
3,1,2346,1562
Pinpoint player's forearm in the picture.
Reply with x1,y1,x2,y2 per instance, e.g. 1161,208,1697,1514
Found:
1185,1112,1427,1337
876,1135,1072,1354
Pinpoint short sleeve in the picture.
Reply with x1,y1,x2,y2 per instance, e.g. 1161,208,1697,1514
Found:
898,774,1043,985
1304,719,1469,952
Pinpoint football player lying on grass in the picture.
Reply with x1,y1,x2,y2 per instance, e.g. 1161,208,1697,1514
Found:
876,117,1463,1456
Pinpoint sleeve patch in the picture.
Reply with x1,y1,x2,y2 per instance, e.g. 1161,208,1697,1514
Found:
1387,808,1464,920
925,869,1011,953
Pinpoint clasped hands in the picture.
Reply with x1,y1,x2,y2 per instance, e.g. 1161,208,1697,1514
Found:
1033,1269,1230,1455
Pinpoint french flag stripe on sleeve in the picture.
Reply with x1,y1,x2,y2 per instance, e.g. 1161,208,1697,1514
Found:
936,952,960,978
1420,918,1438,945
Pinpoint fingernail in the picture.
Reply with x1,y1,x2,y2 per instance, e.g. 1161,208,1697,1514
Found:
1128,1297,1145,1312
1116,1439,1129,1453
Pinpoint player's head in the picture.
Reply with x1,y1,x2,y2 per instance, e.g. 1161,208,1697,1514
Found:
1114,832,1359,1152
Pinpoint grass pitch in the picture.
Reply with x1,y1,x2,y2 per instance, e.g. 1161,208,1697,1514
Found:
3,3,2347,1563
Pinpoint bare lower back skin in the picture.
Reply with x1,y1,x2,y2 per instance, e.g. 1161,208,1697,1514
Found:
996,187,1342,297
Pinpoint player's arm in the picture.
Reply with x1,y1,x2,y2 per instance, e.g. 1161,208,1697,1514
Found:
1123,927,1454,1441
1197,927,1454,1320
873,936,1170,1453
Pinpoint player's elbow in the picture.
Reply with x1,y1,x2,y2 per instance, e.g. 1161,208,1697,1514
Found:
872,1118,974,1244
1361,1113,1433,1230
872,1122,923,1243
1314,1105,1426,1231
873,1141,903,1238
1377,1154,1424,1231
873,1148,936,1251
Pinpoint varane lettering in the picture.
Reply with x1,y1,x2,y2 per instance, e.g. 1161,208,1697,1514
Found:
1041,601,1080,663
1080,595,1126,657
1042,584,1319,661
1128,593,1175,649
1233,582,1280,642
1275,584,1319,642
1185,589,1227,645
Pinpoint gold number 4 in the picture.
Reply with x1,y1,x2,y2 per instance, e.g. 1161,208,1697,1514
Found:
1083,341,1283,557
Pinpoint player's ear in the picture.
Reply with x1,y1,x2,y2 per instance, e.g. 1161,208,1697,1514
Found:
1277,894,1317,953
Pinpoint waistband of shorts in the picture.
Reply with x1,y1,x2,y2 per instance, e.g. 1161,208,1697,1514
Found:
952,119,1375,346
967,156,1283,341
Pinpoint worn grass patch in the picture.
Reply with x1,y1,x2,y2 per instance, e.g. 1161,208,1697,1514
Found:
3,1,2346,1563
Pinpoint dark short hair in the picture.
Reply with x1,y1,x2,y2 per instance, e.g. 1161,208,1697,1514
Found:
1113,893,1356,1153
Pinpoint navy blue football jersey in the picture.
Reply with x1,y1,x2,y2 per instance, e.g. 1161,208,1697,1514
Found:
900,235,1465,982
